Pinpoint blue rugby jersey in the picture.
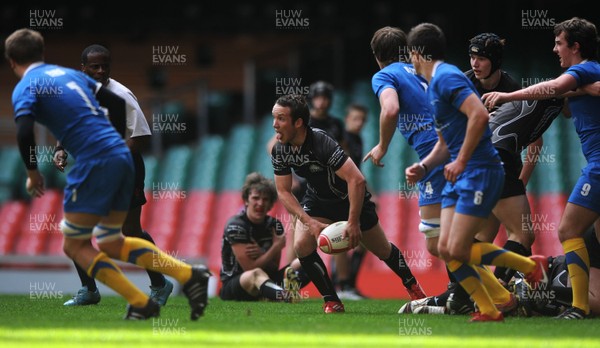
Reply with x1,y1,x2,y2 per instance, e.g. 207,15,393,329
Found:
12,63,128,161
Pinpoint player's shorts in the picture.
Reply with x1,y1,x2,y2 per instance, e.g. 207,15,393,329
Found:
442,164,504,218
417,164,445,206
130,152,147,209
64,152,134,215
497,148,526,199
568,162,600,215
584,227,600,269
301,191,379,231
220,274,259,301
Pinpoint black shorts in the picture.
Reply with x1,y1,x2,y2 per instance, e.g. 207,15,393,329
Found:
584,228,600,269
219,267,287,301
130,152,147,209
220,274,258,301
497,148,526,199
301,191,379,231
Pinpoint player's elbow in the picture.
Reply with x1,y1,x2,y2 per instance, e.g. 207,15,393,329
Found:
381,105,399,120
348,175,366,192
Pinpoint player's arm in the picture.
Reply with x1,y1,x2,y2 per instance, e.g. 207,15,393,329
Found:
520,137,543,186
95,86,127,138
335,158,365,248
364,88,399,167
444,93,489,183
231,235,285,273
405,132,449,185
15,115,44,197
128,135,150,154
482,74,578,109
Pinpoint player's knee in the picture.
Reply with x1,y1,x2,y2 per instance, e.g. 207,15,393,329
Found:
60,219,94,258
447,244,469,263
294,232,316,258
426,240,440,257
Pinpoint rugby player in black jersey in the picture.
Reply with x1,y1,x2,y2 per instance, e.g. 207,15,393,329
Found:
271,94,426,313
220,172,310,302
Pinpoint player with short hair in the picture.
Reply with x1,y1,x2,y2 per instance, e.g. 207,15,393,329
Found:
6,28,209,320
59,44,174,307
482,17,600,319
271,94,426,313
405,22,548,322
220,172,309,302
365,26,445,259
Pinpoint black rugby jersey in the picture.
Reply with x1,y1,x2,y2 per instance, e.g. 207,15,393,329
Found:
489,98,563,154
220,210,284,283
272,127,351,200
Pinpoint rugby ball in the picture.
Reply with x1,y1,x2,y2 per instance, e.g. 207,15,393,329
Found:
318,221,351,254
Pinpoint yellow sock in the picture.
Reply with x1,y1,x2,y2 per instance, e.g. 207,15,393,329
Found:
563,238,590,314
447,260,500,318
470,242,536,273
476,265,511,304
120,237,192,284
87,252,147,307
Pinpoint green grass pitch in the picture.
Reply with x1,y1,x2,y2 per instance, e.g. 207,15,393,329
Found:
1,295,599,347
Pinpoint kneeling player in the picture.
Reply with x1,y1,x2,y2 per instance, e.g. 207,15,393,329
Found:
514,224,600,318
220,172,310,302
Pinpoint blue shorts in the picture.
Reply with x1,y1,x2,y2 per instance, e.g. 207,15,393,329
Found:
417,165,445,206
64,152,134,215
442,165,504,218
568,162,600,215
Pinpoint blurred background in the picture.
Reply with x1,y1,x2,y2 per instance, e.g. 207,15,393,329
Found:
0,0,597,298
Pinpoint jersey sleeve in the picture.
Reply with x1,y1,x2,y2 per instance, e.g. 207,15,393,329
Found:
271,143,291,176
12,82,36,120
122,90,151,138
441,72,475,110
223,222,251,245
565,63,600,87
372,70,396,98
316,130,348,171
266,217,285,236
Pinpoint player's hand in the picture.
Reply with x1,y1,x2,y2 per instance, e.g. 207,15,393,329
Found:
272,229,286,250
405,162,426,185
342,221,362,249
306,219,328,239
444,159,466,184
26,170,45,198
53,149,68,172
363,144,387,167
580,81,600,97
244,242,263,259
481,92,507,110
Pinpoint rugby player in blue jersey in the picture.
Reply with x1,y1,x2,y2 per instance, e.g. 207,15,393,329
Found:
483,17,600,319
6,28,209,321
405,22,548,322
